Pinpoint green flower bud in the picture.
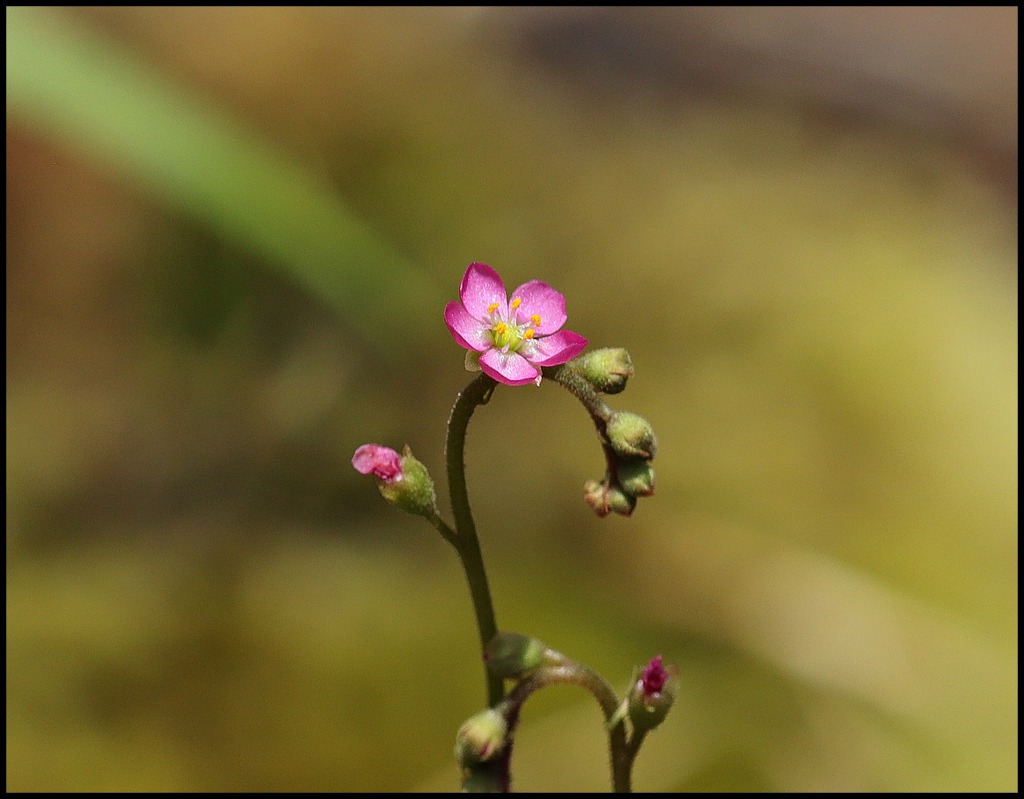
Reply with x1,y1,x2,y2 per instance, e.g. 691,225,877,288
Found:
583,479,637,518
484,632,551,679
583,479,611,518
605,412,658,460
606,483,637,516
574,348,634,394
374,446,438,519
616,459,656,497
455,708,508,766
627,656,678,734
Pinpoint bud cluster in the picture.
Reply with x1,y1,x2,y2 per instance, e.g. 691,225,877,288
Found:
572,350,658,518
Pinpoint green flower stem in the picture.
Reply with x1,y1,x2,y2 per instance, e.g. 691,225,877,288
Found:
626,727,648,767
501,662,632,792
543,362,619,476
445,373,504,710
544,361,614,427
426,514,458,549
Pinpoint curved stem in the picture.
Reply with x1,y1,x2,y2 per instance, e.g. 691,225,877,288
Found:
501,662,632,792
444,367,650,792
425,512,457,546
543,361,614,429
543,361,621,475
626,728,648,771
445,373,504,709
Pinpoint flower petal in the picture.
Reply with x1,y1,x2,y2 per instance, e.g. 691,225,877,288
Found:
641,655,669,696
479,348,541,386
352,444,403,483
445,301,492,351
460,263,507,320
523,330,589,366
509,280,567,334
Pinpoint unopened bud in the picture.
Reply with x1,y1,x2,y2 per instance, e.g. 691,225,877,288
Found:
616,459,655,497
455,708,508,766
353,444,438,519
484,632,551,679
574,348,634,394
605,412,658,460
584,479,611,518
583,479,637,518
627,655,678,734
606,484,637,516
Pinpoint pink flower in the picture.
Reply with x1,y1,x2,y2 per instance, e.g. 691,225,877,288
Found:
640,655,669,697
444,263,588,387
352,444,403,484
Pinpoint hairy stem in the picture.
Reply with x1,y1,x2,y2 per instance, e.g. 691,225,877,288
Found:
501,662,632,792
543,361,621,477
543,361,614,428
445,373,504,709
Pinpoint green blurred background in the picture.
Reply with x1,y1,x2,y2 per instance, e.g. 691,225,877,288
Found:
6,7,1017,792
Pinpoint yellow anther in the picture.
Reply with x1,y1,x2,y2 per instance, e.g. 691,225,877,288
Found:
524,329,536,339
494,322,508,336
486,302,499,314
510,298,522,310
530,314,541,326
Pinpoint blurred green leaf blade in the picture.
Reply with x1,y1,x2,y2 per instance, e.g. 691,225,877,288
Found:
5,6,441,347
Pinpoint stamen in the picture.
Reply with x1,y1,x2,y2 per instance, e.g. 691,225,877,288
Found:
510,298,522,310
486,302,500,314
524,329,536,339
494,322,507,336
530,314,541,326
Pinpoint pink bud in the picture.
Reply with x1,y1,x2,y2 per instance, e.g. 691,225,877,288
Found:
641,655,669,696
352,444,403,484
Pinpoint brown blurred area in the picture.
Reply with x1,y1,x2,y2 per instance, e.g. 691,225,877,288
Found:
6,8,1017,792
504,8,1017,190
